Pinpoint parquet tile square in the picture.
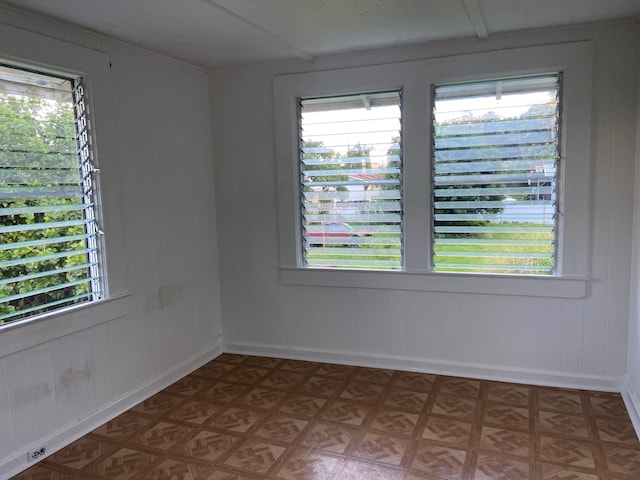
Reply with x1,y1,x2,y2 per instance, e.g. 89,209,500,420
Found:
338,459,406,480
487,382,530,407
440,377,482,399
478,426,531,458
601,444,640,476
384,387,429,413
175,429,239,462
223,366,270,385
237,388,286,411
253,413,308,443
339,381,385,403
90,447,158,480
90,411,153,441
46,436,112,470
421,416,473,447
538,389,585,415
131,421,194,451
299,375,345,398
222,439,286,475
191,363,235,380
353,367,394,385
538,411,590,439
315,363,355,379
260,371,305,391
538,436,597,470
483,402,530,430
537,464,601,480
137,458,210,480
208,407,265,433
320,399,371,426
202,470,254,480
472,453,531,480
410,442,468,478
300,421,357,453
169,399,222,425
132,392,185,416
394,371,436,392
278,359,318,374
278,394,326,418
431,394,478,421
13,354,640,480
369,408,419,437
166,376,211,396
12,464,81,480
274,448,341,480
199,382,248,404
595,417,640,445
589,394,629,418
352,432,410,467
241,356,282,369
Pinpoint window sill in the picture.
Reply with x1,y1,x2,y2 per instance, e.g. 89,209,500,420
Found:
280,267,588,299
0,292,131,357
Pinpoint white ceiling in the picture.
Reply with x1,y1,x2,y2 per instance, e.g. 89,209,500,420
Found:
1,0,639,69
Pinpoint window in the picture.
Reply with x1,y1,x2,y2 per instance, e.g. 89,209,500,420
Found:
0,64,102,325
299,92,403,270
276,42,592,297
432,74,560,275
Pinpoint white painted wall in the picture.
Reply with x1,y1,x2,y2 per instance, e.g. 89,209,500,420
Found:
211,22,638,390
0,7,222,477
625,25,640,436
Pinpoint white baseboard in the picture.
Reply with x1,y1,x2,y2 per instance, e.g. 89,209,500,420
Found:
622,377,640,441
224,341,623,392
1,340,223,479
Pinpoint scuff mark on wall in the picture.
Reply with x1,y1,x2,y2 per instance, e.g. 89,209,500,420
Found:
57,357,95,398
144,284,187,313
32,381,53,401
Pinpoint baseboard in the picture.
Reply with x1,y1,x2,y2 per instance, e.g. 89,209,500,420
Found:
224,341,623,392
622,377,640,441
1,339,223,479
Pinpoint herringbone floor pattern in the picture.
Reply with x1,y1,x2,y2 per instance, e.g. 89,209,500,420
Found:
12,354,640,479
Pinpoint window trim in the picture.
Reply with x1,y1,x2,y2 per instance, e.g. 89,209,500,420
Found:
274,41,593,298
0,23,130,337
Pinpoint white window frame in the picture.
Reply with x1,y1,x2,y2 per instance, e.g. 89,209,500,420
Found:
274,41,593,298
0,23,129,345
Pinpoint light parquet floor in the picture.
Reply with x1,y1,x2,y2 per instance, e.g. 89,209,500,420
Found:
12,353,640,479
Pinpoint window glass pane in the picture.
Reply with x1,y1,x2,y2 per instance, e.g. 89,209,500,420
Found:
299,91,402,270
432,74,560,275
0,64,102,325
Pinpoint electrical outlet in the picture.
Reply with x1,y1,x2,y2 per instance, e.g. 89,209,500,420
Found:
26,446,47,462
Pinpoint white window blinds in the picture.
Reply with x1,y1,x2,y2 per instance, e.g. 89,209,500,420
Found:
0,64,102,325
432,74,560,275
299,91,403,270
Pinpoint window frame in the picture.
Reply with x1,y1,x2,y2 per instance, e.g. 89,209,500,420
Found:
430,73,562,275
274,41,593,298
298,90,404,271
0,22,129,337
0,66,105,324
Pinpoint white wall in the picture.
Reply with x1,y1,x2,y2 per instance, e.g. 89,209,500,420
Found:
625,25,640,437
0,7,222,477
211,22,638,390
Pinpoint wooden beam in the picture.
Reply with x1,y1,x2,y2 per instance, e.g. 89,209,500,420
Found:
462,0,489,39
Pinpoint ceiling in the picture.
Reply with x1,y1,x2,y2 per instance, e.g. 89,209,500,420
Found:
1,0,639,69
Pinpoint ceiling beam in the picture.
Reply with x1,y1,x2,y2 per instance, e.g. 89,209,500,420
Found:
462,0,489,39
206,0,314,62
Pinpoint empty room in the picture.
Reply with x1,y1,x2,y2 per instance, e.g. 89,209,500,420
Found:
1,1,640,479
